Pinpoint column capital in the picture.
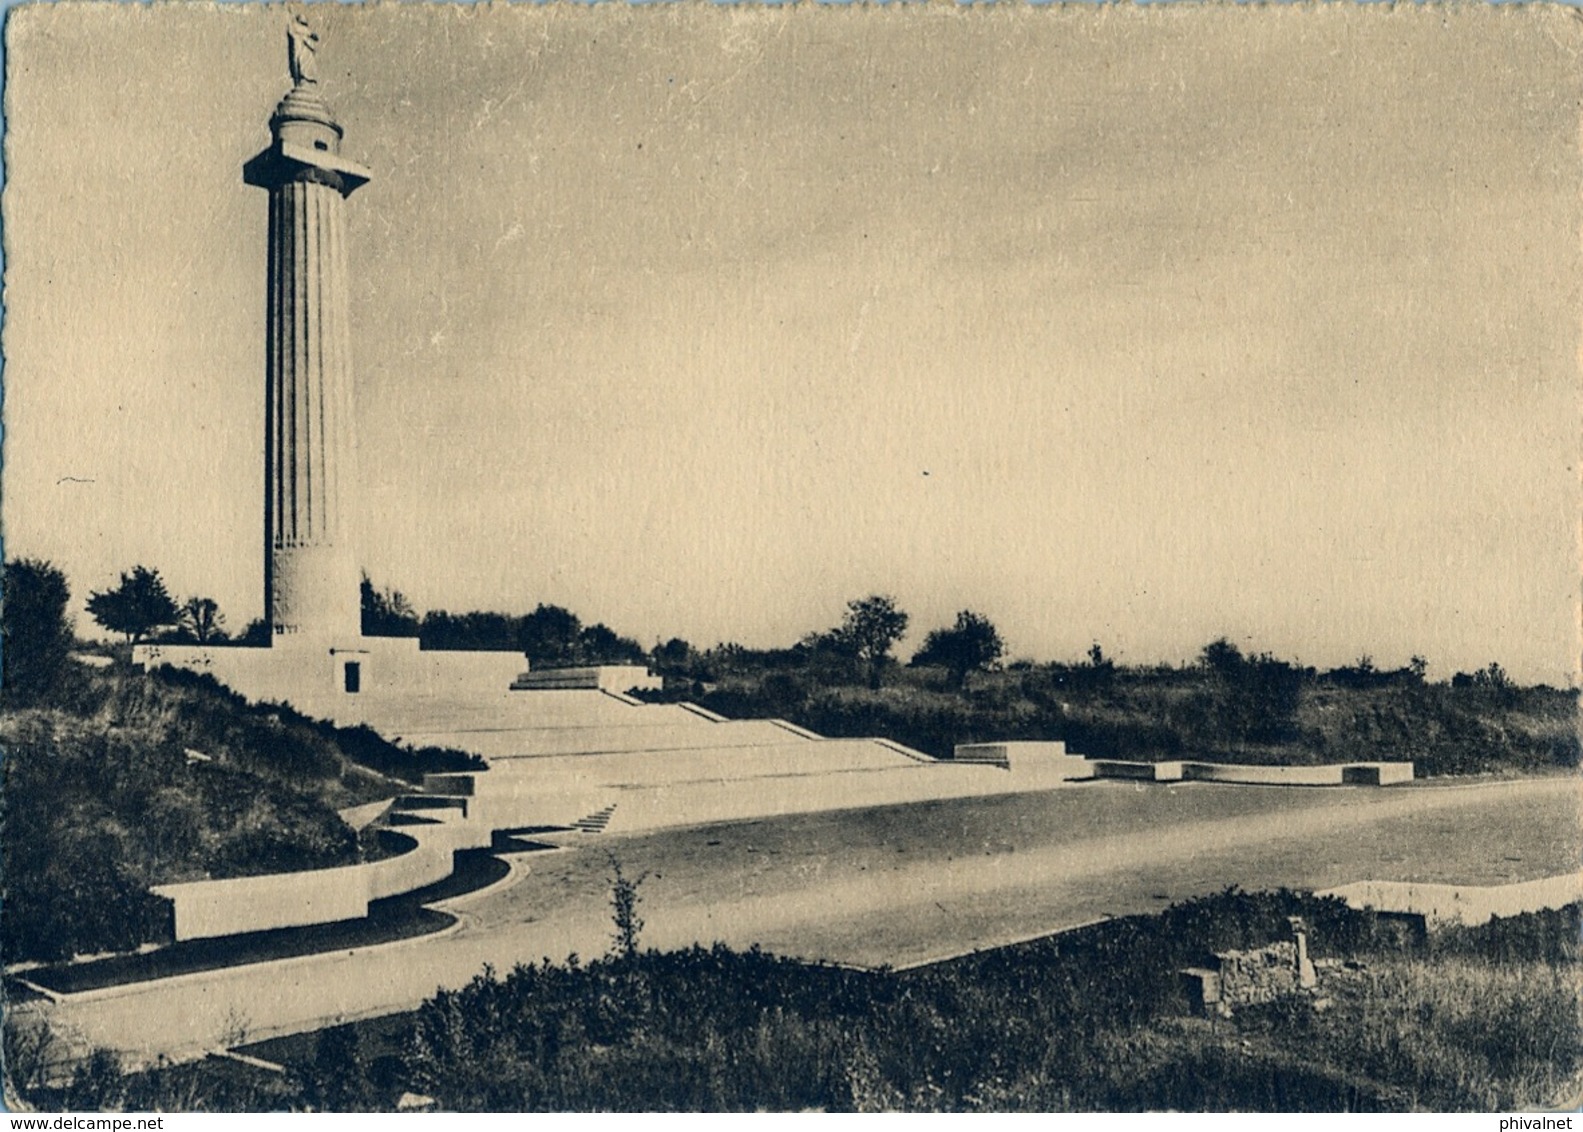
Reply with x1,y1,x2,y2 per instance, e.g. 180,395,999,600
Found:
244,142,371,197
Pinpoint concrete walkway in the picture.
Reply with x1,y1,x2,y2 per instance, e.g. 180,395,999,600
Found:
37,775,1579,1068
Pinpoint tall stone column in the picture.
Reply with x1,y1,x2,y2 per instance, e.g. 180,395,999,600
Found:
243,40,370,643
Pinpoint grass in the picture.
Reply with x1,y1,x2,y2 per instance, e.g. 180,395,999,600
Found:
1312,958,1583,1110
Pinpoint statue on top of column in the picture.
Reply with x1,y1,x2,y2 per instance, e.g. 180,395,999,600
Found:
287,14,320,86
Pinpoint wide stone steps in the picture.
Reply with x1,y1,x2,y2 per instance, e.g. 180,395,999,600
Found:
351,690,700,736
473,739,932,791
452,719,817,760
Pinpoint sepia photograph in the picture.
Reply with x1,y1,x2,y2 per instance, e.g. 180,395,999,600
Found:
1,0,1579,1113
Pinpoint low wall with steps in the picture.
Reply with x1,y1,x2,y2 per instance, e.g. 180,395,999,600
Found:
135,706,1417,946
145,731,976,941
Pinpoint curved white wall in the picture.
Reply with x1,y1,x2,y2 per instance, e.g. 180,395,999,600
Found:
152,827,461,942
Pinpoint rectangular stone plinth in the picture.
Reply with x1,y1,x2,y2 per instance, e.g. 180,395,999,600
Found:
952,742,1095,780
510,665,662,693
1340,762,1415,786
953,740,1067,764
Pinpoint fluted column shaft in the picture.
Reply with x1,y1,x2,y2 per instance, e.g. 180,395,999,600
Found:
246,82,370,642
264,176,359,638
270,177,356,545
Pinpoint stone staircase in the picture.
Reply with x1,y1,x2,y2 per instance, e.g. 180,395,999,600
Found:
570,803,619,835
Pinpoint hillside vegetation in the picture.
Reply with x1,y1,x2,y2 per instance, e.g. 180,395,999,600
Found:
659,648,1578,777
0,662,479,964
61,563,1577,778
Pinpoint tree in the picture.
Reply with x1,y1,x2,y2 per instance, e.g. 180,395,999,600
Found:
360,574,419,637
578,623,646,666
517,604,582,665
1471,661,1517,707
1199,637,1245,678
2,558,76,706
419,610,518,651
180,596,226,644
86,566,180,645
1195,638,1302,748
1473,661,1512,690
1083,642,1117,686
830,594,909,690
650,637,694,675
911,610,1004,690
606,856,649,963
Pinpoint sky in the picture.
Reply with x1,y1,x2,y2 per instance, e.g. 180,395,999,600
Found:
3,2,1579,684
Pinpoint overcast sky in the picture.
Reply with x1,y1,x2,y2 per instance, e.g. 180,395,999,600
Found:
4,3,1579,683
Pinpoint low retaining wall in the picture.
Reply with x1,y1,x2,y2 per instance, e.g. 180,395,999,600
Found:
1320,874,1583,928
338,799,395,830
151,863,368,942
954,745,1414,788
152,826,465,942
1089,759,1186,781
1180,760,1412,786
1182,762,1344,786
